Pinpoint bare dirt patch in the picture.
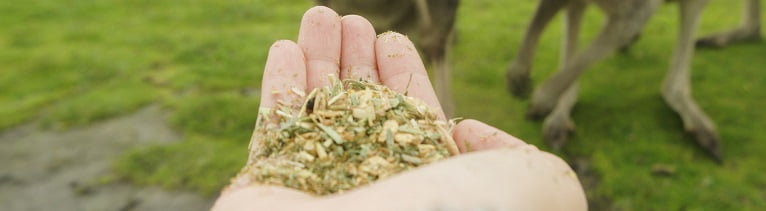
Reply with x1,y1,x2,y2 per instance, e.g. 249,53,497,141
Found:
0,105,215,211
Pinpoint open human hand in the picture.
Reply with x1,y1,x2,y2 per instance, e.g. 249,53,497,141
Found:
213,6,586,211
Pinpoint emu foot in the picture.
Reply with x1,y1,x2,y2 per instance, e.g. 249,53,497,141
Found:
696,28,761,48
506,66,532,99
526,103,553,121
526,93,556,120
689,128,723,164
619,32,642,53
543,115,575,152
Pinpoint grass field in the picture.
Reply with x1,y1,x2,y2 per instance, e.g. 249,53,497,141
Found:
1,0,764,209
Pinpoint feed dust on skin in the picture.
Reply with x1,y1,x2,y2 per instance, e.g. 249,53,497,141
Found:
478,132,498,145
378,31,407,43
463,139,474,152
227,77,459,195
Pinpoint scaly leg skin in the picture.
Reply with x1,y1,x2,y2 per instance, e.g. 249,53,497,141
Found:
664,0,722,163
527,88,560,120
506,0,567,99
527,8,658,120
663,88,722,163
543,82,579,151
542,1,585,149
423,29,455,118
420,0,459,117
528,0,661,120
696,0,761,48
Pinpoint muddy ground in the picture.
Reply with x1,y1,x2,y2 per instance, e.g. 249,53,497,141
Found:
0,106,215,211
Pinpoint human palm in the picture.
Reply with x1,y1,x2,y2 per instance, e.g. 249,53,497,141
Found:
213,6,586,211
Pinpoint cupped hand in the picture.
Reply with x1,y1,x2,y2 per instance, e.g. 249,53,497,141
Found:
213,6,586,211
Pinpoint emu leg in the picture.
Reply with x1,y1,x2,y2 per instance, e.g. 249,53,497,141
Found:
506,0,568,98
542,0,586,149
696,0,761,48
527,7,659,119
664,0,722,163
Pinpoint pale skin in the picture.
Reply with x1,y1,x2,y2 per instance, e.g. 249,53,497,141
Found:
213,6,587,211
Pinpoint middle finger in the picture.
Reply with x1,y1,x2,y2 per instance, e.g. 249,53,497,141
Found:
340,15,380,83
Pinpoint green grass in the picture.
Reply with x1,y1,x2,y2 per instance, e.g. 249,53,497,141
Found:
41,79,158,129
1,0,764,209
452,1,766,210
113,135,246,195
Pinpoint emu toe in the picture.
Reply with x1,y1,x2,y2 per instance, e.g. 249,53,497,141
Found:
691,128,723,164
506,71,532,99
543,118,575,152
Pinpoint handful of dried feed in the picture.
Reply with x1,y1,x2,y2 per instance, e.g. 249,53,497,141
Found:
228,77,459,195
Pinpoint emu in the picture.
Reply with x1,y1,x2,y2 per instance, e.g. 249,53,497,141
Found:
317,0,762,162
507,0,761,163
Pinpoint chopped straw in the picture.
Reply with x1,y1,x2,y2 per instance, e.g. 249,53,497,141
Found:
228,76,458,195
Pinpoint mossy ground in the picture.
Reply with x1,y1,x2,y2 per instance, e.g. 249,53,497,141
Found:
1,0,764,209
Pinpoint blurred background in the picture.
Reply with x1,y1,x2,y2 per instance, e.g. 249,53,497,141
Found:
1,0,764,210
